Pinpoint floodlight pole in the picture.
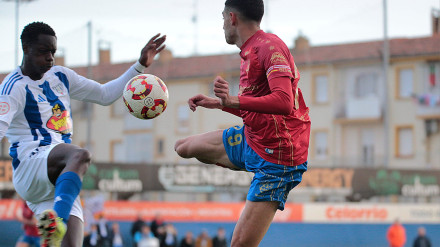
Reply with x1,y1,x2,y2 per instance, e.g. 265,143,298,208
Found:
86,21,93,152
192,0,198,55
6,0,37,68
383,0,390,167
15,0,19,67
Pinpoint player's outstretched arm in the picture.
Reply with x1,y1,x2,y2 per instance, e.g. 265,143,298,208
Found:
188,94,223,112
70,34,166,106
138,33,166,68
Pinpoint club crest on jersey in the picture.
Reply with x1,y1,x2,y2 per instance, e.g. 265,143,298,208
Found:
51,83,65,95
46,103,72,134
0,102,10,115
270,52,288,65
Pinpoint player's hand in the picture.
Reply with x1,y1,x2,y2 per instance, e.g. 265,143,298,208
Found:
214,76,239,108
188,94,222,111
138,33,166,67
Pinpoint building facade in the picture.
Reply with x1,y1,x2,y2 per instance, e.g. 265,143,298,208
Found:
0,16,439,203
51,32,440,171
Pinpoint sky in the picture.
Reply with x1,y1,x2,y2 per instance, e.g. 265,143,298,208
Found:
0,0,439,73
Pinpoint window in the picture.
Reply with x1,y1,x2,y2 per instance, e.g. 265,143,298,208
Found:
314,75,329,103
397,68,413,98
111,140,124,162
361,128,374,165
425,62,440,93
124,133,153,163
314,131,328,159
176,104,190,133
355,73,377,98
156,138,165,157
396,126,414,157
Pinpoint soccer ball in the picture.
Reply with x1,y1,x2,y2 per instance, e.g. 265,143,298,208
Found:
122,74,169,119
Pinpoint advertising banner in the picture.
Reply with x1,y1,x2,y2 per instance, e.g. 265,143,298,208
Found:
352,168,440,199
98,201,303,222
0,199,20,220
1,160,440,200
0,199,302,222
81,163,252,193
2,199,438,224
0,160,13,191
303,203,440,223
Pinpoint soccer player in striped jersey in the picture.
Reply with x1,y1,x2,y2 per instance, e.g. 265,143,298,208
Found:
0,22,165,247
174,0,311,246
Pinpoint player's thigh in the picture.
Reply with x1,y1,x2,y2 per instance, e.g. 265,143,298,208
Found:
13,146,56,204
175,130,228,161
231,200,279,247
62,215,84,247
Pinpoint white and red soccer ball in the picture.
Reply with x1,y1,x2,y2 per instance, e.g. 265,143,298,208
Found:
122,74,169,119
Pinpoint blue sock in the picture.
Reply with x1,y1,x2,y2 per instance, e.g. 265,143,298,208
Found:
53,171,82,224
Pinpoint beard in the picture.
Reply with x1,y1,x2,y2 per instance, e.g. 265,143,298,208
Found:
224,32,236,45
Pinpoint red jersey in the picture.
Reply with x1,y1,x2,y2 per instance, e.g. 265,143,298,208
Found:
21,202,39,237
230,30,310,166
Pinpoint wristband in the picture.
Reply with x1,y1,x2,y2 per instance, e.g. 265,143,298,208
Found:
134,61,146,73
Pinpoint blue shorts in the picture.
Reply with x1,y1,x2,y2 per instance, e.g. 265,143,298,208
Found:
17,235,40,246
222,125,307,210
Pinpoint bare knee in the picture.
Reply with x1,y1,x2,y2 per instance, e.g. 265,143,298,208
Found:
175,130,225,162
71,148,91,163
66,148,91,176
174,138,193,159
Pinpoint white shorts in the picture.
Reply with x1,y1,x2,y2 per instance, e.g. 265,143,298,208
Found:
13,144,83,222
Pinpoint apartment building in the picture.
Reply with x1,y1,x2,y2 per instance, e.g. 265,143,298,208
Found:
51,33,438,172
0,16,439,172
296,33,440,169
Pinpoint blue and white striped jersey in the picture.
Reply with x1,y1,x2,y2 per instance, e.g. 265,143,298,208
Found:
0,64,140,169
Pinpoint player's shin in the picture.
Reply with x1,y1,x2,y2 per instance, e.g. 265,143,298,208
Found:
53,171,82,223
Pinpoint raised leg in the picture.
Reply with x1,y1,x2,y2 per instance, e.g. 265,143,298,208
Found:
175,129,241,170
40,143,91,247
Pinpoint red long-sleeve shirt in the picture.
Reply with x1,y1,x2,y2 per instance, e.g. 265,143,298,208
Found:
223,30,310,166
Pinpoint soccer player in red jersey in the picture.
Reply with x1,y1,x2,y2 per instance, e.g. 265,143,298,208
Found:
174,0,311,246
16,200,40,247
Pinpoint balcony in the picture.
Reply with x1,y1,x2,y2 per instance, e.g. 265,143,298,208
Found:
346,95,381,118
417,105,440,119
335,95,382,124
415,93,440,119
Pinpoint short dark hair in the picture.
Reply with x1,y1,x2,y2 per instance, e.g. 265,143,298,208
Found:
20,22,56,46
225,0,264,23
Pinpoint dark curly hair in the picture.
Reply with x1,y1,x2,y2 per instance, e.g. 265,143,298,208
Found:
225,0,264,23
20,22,56,46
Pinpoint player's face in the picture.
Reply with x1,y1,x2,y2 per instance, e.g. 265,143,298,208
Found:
25,34,57,77
222,9,236,45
